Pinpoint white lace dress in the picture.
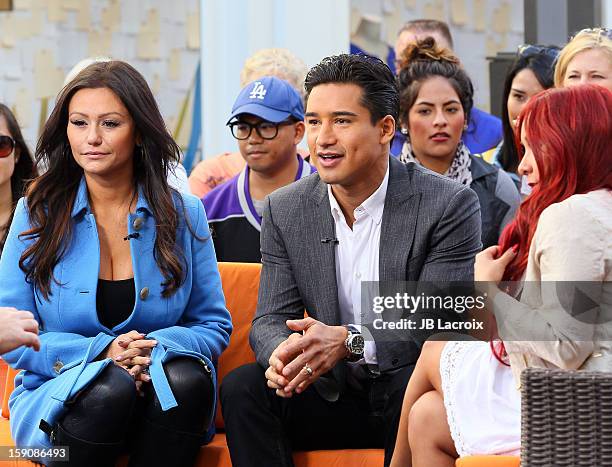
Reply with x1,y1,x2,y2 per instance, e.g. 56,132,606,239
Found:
439,340,521,457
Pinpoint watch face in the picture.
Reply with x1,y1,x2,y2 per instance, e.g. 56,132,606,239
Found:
349,334,365,355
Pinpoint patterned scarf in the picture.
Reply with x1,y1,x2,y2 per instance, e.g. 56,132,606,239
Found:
400,140,473,186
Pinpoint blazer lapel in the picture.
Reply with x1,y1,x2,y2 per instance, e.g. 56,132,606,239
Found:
374,159,422,369
379,158,421,282
308,179,341,325
308,179,345,401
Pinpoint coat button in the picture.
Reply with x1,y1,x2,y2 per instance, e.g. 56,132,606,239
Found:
139,287,150,300
133,217,144,231
53,361,64,374
392,358,399,365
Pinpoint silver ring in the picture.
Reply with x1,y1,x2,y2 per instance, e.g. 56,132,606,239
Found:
302,364,313,377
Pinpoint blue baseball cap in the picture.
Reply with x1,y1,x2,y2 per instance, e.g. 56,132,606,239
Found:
226,76,304,124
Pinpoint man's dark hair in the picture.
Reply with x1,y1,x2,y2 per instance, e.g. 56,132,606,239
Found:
304,54,399,125
398,19,454,49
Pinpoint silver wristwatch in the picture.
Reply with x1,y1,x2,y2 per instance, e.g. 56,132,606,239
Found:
343,327,365,362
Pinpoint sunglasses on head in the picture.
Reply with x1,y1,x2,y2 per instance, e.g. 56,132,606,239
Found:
517,44,560,60
572,27,612,41
0,135,15,158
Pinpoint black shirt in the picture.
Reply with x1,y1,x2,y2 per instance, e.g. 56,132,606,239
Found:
96,278,135,329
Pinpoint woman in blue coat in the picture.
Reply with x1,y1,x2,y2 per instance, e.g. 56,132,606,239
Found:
0,61,232,466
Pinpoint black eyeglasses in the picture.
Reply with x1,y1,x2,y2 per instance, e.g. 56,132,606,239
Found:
517,44,560,60
228,119,294,140
0,135,15,158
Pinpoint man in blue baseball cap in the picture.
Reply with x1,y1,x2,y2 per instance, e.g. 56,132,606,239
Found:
202,76,315,262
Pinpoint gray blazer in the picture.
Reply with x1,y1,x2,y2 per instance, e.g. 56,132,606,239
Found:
250,157,482,389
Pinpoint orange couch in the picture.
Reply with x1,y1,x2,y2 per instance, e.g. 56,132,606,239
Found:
0,262,519,466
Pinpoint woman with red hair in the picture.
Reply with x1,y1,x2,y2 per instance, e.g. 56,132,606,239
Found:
390,84,612,467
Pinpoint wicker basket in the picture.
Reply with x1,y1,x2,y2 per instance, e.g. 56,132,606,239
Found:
521,368,612,466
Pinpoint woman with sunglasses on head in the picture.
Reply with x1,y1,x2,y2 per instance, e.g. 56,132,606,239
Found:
487,45,559,187
390,84,612,467
0,104,37,256
0,105,41,355
0,61,232,467
555,27,612,91
397,38,520,249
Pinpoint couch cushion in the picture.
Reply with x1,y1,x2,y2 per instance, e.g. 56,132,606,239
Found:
214,262,260,429
2,365,16,420
199,433,384,467
294,446,385,466
456,456,520,466
0,359,6,399
199,433,232,467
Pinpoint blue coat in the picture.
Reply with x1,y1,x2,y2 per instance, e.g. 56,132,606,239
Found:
0,178,232,450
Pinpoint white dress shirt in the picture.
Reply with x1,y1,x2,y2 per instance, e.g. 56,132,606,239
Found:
328,163,389,365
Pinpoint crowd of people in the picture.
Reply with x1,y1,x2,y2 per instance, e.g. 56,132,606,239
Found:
0,18,610,467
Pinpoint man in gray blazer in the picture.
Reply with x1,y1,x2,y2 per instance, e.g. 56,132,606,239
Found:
221,54,482,467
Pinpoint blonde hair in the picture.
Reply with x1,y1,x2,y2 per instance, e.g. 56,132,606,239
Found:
240,48,308,98
554,28,612,87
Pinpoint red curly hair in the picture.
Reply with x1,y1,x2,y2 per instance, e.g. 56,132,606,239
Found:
491,84,612,364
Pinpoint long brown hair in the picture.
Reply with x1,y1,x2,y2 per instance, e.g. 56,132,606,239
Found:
20,61,188,300
0,104,38,253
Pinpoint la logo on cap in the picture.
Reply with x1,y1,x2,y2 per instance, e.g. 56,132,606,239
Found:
249,81,267,100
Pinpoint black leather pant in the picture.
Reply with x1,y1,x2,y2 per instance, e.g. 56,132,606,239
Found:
48,357,214,467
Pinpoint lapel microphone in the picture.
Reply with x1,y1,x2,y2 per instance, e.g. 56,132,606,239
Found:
123,233,141,241
320,237,339,245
